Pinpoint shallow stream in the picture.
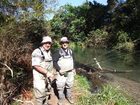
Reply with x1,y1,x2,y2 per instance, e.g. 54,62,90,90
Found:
74,47,140,83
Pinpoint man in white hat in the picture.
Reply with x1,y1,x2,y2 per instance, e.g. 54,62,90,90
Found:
53,37,76,105
32,36,54,105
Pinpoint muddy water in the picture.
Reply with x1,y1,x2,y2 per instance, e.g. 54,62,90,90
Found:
74,47,140,83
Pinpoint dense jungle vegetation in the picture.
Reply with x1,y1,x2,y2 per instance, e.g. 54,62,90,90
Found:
0,0,139,104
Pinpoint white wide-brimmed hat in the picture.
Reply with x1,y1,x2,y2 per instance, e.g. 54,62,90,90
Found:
41,36,52,44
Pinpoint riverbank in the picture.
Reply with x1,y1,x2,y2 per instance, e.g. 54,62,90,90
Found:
106,73,140,104
74,68,135,105
11,69,140,105
75,60,140,104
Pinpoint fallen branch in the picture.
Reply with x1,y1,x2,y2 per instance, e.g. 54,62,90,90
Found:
93,58,133,73
93,58,103,70
76,61,133,74
101,68,133,73
0,62,13,77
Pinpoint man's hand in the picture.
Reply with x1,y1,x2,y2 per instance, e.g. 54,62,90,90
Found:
59,71,65,75
73,69,76,75
46,72,54,78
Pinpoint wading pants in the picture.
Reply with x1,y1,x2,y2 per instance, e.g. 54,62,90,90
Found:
33,79,49,105
56,71,75,100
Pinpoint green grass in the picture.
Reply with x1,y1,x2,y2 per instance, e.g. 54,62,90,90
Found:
74,74,134,105
11,101,20,105
75,75,90,90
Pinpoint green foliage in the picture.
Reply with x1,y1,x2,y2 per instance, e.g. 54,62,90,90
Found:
115,42,134,52
110,0,140,40
75,75,90,91
50,0,140,50
0,12,6,26
1,0,139,51
117,31,128,43
114,31,134,52
0,0,57,21
11,101,20,105
24,19,47,47
0,18,50,70
51,4,86,42
86,1,106,30
86,29,108,47
0,19,49,104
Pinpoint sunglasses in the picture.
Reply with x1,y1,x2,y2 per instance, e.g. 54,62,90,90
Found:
61,42,69,44
44,42,52,45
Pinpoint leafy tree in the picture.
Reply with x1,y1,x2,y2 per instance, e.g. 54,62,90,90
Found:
86,1,106,31
0,0,57,21
0,1,57,104
86,29,108,47
101,0,139,50
51,2,107,42
51,5,86,41
107,0,118,13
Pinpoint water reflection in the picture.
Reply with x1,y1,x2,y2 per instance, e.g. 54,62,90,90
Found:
74,46,140,83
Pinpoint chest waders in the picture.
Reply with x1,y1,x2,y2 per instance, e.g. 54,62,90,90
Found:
38,48,53,95
58,48,74,75
56,48,75,104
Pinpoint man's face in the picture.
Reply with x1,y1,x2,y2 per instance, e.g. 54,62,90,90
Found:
61,42,69,49
42,42,52,51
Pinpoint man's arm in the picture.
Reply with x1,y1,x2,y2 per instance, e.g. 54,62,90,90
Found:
32,49,53,77
71,49,76,75
71,49,75,68
52,50,61,72
33,65,53,77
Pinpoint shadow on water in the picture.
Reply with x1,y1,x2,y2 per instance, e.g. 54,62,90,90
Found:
74,46,140,83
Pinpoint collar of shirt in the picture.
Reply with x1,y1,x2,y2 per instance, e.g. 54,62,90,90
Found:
40,46,49,52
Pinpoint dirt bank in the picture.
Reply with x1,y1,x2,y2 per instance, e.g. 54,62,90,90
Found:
105,73,140,104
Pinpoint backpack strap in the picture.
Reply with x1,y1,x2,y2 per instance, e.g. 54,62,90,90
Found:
68,49,72,56
38,47,45,60
59,48,72,57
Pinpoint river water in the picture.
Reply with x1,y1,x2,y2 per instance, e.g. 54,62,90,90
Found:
74,47,140,83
